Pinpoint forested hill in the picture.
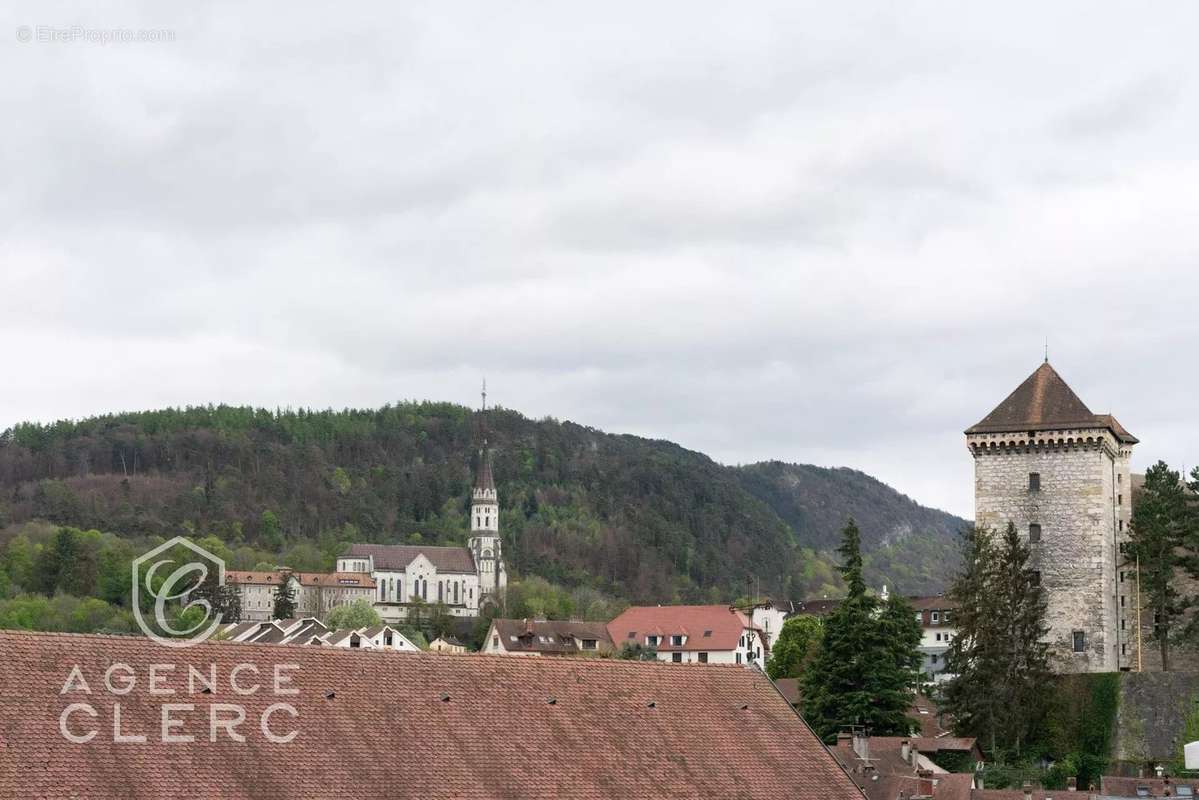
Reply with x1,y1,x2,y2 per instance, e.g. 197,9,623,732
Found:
0,403,966,603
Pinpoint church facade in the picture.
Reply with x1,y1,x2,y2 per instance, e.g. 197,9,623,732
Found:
336,446,508,622
966,361,1138,673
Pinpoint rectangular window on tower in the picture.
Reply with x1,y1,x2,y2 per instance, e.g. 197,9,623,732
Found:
1029,523,1042,543
1072,631,1087,653
1029,472,1041,492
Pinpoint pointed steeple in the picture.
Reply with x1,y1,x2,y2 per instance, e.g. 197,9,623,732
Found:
966,361,1137,443
474,447,496,495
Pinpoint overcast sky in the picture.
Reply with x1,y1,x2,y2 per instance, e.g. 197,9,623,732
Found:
3,3,1198,516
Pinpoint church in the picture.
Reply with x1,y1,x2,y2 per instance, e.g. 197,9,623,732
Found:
336,443,508,622
966,360,1138,673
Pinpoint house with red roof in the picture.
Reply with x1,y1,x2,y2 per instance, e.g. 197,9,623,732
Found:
606,604,769,666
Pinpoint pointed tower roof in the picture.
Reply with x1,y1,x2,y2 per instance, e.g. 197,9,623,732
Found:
966,362,1137,443
474,447,496,495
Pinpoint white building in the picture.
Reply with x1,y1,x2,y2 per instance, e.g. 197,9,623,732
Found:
605,605,769,666
336,445,508,622
742,600,793,650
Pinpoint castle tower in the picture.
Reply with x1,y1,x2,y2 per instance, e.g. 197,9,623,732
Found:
468,384,506,602
966,361,1137,673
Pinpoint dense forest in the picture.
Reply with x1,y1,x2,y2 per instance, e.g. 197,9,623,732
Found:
0,402,966,630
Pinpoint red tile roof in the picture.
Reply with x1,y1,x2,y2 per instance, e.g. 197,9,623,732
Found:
345,543,477,573
226,570,376,589
1100,777,1199,797
491,619,615,655
0,630,864,800
607,605,758,652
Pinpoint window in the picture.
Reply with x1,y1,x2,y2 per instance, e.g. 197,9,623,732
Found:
1121,619,1126,630
1177,787,1193,797
698,652,708,663
735,653,742,665
581,639,597,650
1119,519,1124,532
1118,494,1123,506
671,634,684,646
931,654,938,665
671,652,682,663
1032,571,1041,586
492,635,499,648
1029,472,1041,492
1072,631,1087,653
1120,571,1125,583
702,630,712,638
935,633,942,642
384,631,393,646
931,612,940,623
646,635,660,647
915,612,923,623
627,631,636,640
942,611,951,624
1120,595,1125,608
1029,523,1041,543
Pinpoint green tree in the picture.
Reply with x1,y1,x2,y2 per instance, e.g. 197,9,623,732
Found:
766,615,823,680
273,577,297,620
326,598,381,629
2,535,35,592
260,510,283,550
1128,461,1190,670
943,523,1050,757
617,642,658,660
801,518,920,740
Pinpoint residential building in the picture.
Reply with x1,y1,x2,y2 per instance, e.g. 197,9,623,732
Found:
605,604,768,666
2,629,865,799
217,618,418,651
225,572,377,622
909,594,959,681
740,599,793,650
967,361,1138,672
429,636,467,653
482,618,613,656
832,729,976,800
336,444,508,621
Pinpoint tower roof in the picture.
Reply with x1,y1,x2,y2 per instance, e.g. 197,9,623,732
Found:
966,361,1138,443
474,447,496,494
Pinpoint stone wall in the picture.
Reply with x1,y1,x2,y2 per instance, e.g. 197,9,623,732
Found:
971,433,1128,673
1112,671,1199,766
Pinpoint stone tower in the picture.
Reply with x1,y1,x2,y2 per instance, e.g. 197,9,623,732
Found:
966,361,1138,673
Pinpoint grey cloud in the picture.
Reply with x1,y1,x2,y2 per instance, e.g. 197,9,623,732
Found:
4,1,1199,518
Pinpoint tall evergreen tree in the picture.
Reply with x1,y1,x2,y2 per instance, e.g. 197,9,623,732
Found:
943,523,1049,757
272,576,297,620
801,518,921,740
1129,461,1191,670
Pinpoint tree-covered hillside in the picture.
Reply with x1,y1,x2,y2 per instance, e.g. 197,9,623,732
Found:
0,403,965,606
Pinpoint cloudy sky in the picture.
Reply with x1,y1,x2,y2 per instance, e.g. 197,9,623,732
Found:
3,2,1198,516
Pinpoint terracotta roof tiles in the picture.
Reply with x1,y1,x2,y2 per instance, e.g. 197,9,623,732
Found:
345,543,477,574
0,630,863,800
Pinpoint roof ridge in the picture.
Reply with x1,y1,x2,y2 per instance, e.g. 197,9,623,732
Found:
0,629,757,668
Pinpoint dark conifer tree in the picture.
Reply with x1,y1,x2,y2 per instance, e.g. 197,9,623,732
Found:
273,576,297,620
802,518,921,740
1129,461,1190,670
943,522,1049,757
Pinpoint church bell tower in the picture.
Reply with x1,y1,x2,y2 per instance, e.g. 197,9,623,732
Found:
468,381,505,600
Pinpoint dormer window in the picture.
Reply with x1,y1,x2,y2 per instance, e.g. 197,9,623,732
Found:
671,635,684,646
646,635,660,647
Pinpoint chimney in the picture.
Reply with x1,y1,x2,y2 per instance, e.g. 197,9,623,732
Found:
901,740,911,763
836,732,853,748
853,729,870,762
1067,777,1077,792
